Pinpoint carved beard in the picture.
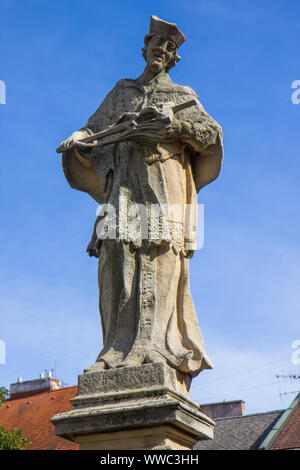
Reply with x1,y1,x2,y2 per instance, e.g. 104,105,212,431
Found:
149,57,166,73
146,47,173,74
145,42,176,74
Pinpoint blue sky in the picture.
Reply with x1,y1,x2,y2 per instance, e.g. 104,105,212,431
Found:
0,0,299,415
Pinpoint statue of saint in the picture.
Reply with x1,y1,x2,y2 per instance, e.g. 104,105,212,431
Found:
59,16,223,381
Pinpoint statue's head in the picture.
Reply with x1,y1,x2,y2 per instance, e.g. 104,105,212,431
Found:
142,15,186,73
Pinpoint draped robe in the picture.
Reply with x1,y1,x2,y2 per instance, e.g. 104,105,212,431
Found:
62,71,223,378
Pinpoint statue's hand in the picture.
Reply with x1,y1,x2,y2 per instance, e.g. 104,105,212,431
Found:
59,130,92,151
169,119,193,138
169,118,182,137
122,116,173,144
137,118,192,142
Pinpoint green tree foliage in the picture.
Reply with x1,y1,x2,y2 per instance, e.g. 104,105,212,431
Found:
0,387,31,450
0,387,8,404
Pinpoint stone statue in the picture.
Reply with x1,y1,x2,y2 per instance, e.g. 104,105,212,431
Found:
59,16,223,384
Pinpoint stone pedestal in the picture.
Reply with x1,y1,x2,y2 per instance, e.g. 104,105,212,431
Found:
51,363,214,450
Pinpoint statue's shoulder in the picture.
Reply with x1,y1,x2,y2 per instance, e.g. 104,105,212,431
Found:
163,77,199,99
115,78,141,89
115,78,128,87
102,79,135,97
165,79,207,114
172,82,198,96
105,79,126,94
99,78,138,105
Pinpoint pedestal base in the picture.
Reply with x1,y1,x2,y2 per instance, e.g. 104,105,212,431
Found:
51,363,214,450
76,425,200,450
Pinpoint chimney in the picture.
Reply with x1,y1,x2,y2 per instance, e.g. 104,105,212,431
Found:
200,400,245,419
10,374,61,400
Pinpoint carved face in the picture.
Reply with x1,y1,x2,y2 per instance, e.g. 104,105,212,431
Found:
145,35,177,73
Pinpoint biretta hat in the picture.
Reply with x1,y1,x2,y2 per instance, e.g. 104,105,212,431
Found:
149,15,186,47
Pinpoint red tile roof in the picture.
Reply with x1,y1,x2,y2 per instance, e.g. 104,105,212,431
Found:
0,386,79,450
271,405,300,450
1,383,299,450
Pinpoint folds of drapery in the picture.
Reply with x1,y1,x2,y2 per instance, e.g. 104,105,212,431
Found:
62,74,223,206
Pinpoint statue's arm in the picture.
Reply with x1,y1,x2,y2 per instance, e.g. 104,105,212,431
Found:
61,120,111,205
171,94,223,154
58,128,94,169
59,82,120,164
172,91,223,191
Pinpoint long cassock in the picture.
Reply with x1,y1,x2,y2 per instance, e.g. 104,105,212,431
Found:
62,71,223,378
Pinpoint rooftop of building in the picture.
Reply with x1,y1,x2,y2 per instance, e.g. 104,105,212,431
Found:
194,409,284,450
1,374,299,450
0,377,79,450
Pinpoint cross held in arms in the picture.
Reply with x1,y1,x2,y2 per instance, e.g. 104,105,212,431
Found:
56,99,196,153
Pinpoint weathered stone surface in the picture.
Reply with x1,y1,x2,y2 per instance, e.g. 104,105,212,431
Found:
53,15,223,450
77,362,191,399
51,364,214,450
57,14,223,381
75,426,197,450
79,363,165,394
